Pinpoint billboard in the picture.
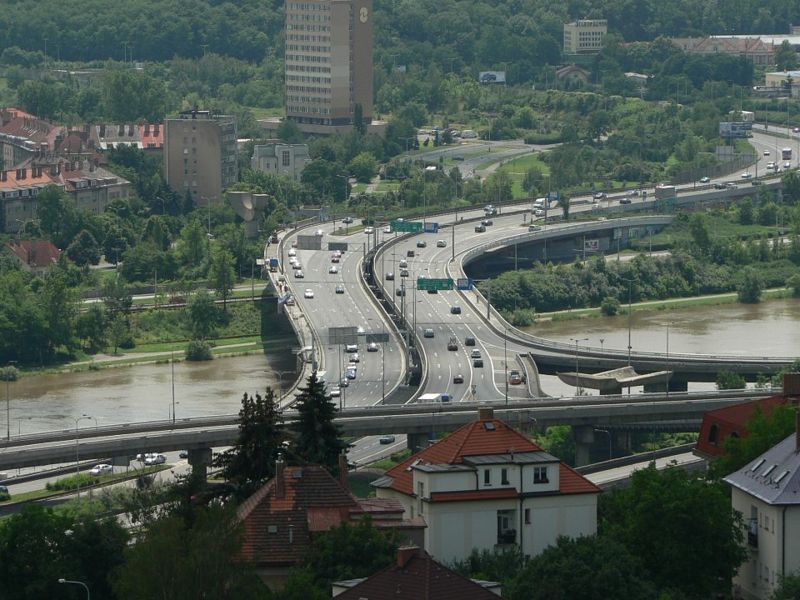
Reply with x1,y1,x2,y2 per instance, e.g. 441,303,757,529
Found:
719,122,751,139
479,71,506,84
584,239,600,252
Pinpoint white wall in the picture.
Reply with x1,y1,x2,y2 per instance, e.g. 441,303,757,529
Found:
418,470,475,494
523,494,597,557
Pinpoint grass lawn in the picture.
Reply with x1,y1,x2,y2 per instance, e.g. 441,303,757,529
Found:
248,106,285,120
375,181,401,192
497,152,550,198
367,449,412,470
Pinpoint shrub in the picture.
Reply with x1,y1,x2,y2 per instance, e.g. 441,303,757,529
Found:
46,473,99,491
0,490,10,501
505,308,537,326
737,267,763,303
788,273,800,297
600,296,621,316
185,340,213,361
716,370,746,390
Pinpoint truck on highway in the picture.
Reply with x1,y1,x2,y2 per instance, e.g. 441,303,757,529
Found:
782,147,792,161
418,393,450,403
654,184,676,200
269,257,279,272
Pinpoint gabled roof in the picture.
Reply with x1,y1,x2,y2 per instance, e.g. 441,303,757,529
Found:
6,240,61,269
380,413,599,496
0,167,60,190
334,546,500,600
724,433,800,505
237,464,423,567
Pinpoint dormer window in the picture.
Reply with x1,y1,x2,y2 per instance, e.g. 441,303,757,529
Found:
534,466,549,484
484,469,491,486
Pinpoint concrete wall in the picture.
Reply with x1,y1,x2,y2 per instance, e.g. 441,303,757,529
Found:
523,494,597,557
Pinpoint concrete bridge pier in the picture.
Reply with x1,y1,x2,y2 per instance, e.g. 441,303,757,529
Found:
613,431,632,454
407,433,430,453
573,426,596,467
187,447,213,482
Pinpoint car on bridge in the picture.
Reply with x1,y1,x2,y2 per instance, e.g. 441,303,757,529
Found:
713,182,726,189
365,227,375,234
383,225,392,234
386,272,394,281
400,269,409,278
474,224,486,233
481,219,493,226
473,359,484,368
367,342,379,352
329,266,338,274
424,328,435,338
447,337,458,351
407,250,415,257
417,240,427,248
453,373,464,384
437,240,447,247
699,176,710,183
470,349,481,359
304,289,314,299
288,248,297,257
346,366,357,380
330,389,341,398
379,435,396,444
528,224,542,232
294,270,304,278
741,172,753,179
342,216,353,224
764,150,770,155
349,353,359,363
345,344,358,353
145,454,166,465
593,191,606,199
450,305,461,314
331,255,340,263
509,370,525,385
90,463,113,476
396,288,406,297
465,336,476,346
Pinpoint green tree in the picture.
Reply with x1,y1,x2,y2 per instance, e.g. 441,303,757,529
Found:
772,572,800,599
788,273,800,296
534,425,576,465
102,69,169,121
107,315,130,354
102,276,133,323
75,304,106,352
737,267,763,303
505,536,656,600
0,505,128,600
522,166,544,195
216,388,284,496
36,185,81,248
65,229,101,267
560,195,571,221
111,506,266,600
709,403,799,480
290,372,348,474
689,213,711,253
601,465,747,598
176,219,208,275
738,198,754,225
716,370,746,390
186,289,220,340
208,245,237,309
600,296,620,316
276,118,304,144
39,266,77,356
775,40,799,72
453,547,526,584
347,151,378,183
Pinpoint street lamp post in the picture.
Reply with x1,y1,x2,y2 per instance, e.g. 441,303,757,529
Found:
272,370,294,405
171,350,176,424
58,578,90,599
72,415,93,498
570,338,589,395
621,278,634,365
504,328,509,406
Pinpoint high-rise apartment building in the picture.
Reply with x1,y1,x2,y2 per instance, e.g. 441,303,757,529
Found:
163,110,237,205
563,19,607,54
285,0,373,128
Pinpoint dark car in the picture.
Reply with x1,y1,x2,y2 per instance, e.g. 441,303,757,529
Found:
407,250,415,258
453,373,464,384
713,182,726,190
416,241,427,248
450,305,462,314
447,336,458,351
481,219,493,226
396,288,406,297
465,336,476,346
379,435,396,444
619,197,632,204
386,272,395,281
473,359,484,368
474,224,486,233
480,72,497,82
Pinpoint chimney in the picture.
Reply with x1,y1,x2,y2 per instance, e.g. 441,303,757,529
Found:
396,546,419,568
478,407,494,421
275,455,285,499
338,451,349,490
154,123,160,136
99,124,106,137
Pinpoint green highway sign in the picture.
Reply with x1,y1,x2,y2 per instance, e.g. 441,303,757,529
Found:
391,220,423,233
417,277,453,291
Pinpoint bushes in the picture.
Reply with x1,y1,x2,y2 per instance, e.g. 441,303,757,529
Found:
716,370,746,390
504,308,537,326
185,340,213,361
600,296,620,316
46,473,99,491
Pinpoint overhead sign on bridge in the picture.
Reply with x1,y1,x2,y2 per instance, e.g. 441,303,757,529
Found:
296,235,321,250
391,220,423,233
328,242,348,252
423,222,439,233
417,277,453,291
328,326,358,345
366,333,390,343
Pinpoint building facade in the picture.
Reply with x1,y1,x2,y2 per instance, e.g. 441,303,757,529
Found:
563,19,607,54
163,110,237,205
251,141,311,180
671,37,775,65
373,408,600,564
285,0,373,128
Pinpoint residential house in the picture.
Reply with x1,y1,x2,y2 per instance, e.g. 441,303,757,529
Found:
0,109,65,171
670,37,775,66
0,164,64,233
332,546,502,598
251,141,311,181
5,239,61,274
237,456,424,589
724,412,800,599
372,407,600,563
555,64,591,86
695,375,800,460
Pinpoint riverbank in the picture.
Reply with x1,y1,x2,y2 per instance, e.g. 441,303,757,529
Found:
535,286,794,323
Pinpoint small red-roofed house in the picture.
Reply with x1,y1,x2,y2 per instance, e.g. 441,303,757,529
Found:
6,239,61,274
332,546,503,598
237,457,425,588
372,407,600,563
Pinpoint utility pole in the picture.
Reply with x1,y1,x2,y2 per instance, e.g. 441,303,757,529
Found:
570,338,588,395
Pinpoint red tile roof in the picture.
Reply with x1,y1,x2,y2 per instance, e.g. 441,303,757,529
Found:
696,394,794,458
335,546,499,600
383,415,599,497
6,240,61,269
0,167,60,190
237,464,423,567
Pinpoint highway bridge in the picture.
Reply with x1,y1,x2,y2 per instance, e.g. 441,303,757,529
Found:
0,388,774,470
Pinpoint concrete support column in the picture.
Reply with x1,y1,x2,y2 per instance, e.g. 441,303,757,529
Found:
643,378,688,393
407,432,430,453
573,426,595,467
187,447,213,482
598,384,623,395
613,430,632,453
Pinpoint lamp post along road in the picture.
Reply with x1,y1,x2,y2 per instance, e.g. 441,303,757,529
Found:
570,338,589,395
58,578,90,599
73,415,93,498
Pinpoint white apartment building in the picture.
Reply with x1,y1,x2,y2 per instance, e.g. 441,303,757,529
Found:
564,19,607,54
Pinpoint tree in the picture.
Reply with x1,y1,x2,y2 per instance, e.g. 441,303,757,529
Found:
788,273,800,297
716,370,746,390
102,69,169,121
39,266,77,356
290,372,348,474
600,296,620,316
453,547,526,584
347,151,378,183
601,465,747,598
689,213,711,253
737,267,763,303
709,403,799,480
102,276,133,323
111,506,266,600
772,572,800,599
504,536,656,600
65,229,101,267
186,289,220,340
208,245,236,309
560,195,571,221
216,388,284,496
176,219,208,274
276,118,304,144
522,166,544,195
108,315,130,354
775,40,799,72
738,198,754,225
0,505,128,600
75,304,106,352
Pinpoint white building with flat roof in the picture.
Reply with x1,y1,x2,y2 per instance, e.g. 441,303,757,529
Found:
564,19,607,54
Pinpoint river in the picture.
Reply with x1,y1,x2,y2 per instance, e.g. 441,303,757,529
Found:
5,299,799,435
523,297,800,397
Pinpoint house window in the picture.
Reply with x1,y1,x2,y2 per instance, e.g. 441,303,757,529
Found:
708,424,719,445
282,150,291,166
484,469,491,486
524,508,530,524
533,467,548,484
496,509,516,545
501,468,509,485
